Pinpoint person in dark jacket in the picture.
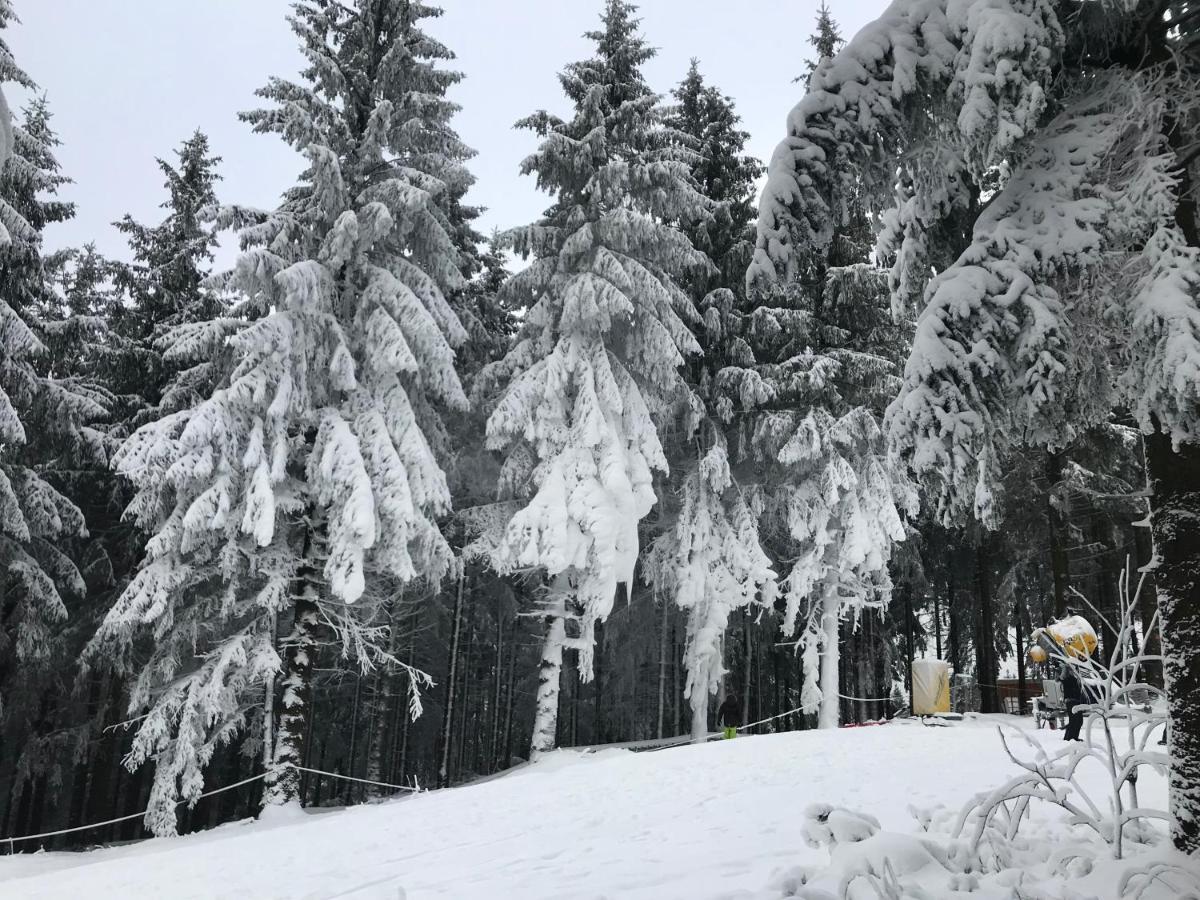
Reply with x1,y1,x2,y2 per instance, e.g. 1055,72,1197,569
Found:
1061,662,1085,741
717,692,740,740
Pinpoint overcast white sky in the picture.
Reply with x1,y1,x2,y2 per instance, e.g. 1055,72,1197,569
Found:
10,0,886,266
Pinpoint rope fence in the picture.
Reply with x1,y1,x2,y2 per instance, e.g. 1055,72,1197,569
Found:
734,694,894,735
4,699,903,853
2,764,422,854
836,692,896,703
3,770,270,854
293,766,420,795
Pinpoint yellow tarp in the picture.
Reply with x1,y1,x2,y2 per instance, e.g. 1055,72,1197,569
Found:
912,659,951,715
1033,615,1098,660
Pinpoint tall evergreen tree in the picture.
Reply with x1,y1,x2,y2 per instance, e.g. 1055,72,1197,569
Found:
665,60,762,293
92,0,472,832
644,62,775,743
481,0,708,757
111,130,223,422
0,92,101,676
751,0,1200,847
731,9,915,729
0,22,110,830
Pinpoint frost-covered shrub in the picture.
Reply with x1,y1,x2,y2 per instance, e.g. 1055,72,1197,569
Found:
952,568,1168,861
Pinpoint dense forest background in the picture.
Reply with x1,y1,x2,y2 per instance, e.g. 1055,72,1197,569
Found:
0,0,1195,856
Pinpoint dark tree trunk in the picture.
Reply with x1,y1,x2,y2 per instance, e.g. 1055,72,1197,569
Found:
66,674,107,835
1015,600,1028,715
593,618,605,744
1142,62,1200,851
741,612,752,727
365,603,399,795
438,572,465,787
1134,520,1162,685
262,545,320,808
904,587,915,706
488,606,504,772
1094,518,1122,664
343,672,362,805
974,536,999,713
933,592,942,660
454,609,476,778
1045,451,1072,617
1144,429,1200,853
502,626,517,767
87,676,124,838
948,565,962,672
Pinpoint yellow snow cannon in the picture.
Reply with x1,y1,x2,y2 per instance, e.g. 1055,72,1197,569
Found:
1028,615,1097,664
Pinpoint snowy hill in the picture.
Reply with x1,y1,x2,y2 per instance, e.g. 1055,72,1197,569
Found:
0,717,1180,899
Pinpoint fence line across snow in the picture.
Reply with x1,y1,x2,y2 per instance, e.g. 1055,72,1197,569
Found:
1,764,422,853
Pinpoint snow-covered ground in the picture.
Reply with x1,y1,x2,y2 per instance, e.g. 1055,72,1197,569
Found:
0,715,1187,899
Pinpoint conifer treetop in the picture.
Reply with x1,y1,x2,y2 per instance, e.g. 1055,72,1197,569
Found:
483,0,707,672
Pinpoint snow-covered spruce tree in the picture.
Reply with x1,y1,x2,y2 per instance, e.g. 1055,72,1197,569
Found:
708,8,916,732
665,60,763,295
92,0,471,832
643,438,775,742
729,269,914,729
752,1,1200,849
0,52,112,836
111,130,223,424
483,0,707,758
0,89,104,685
42,135,224,615
642,61,775,744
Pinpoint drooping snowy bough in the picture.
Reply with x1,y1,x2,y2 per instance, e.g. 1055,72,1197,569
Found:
644,439,776,741
752,0,1200,852
93,0,472,833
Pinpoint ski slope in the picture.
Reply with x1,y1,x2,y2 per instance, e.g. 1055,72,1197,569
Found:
0,716,1178,899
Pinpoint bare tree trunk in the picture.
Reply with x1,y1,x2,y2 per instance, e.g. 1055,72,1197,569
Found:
454,610,476,780
365,602,399,794
1133,518,1162,684
593,617,605,744
531,576,569,759
1144,427,1200,853
1093,517,1121,661
948,566,961,672
656,597,668,740
488,608,504,773
502,627,517,766
263,535,320,809
741,612,752,727
343,672,362,805
934,593,943,660
671,621,681,734
772,644,782,727
1015,600,1028,715
818,596,840,730
67,675,103,831
905,586,915,706
1046,450,1072,618
437,571,465,788
974,535,1000,714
